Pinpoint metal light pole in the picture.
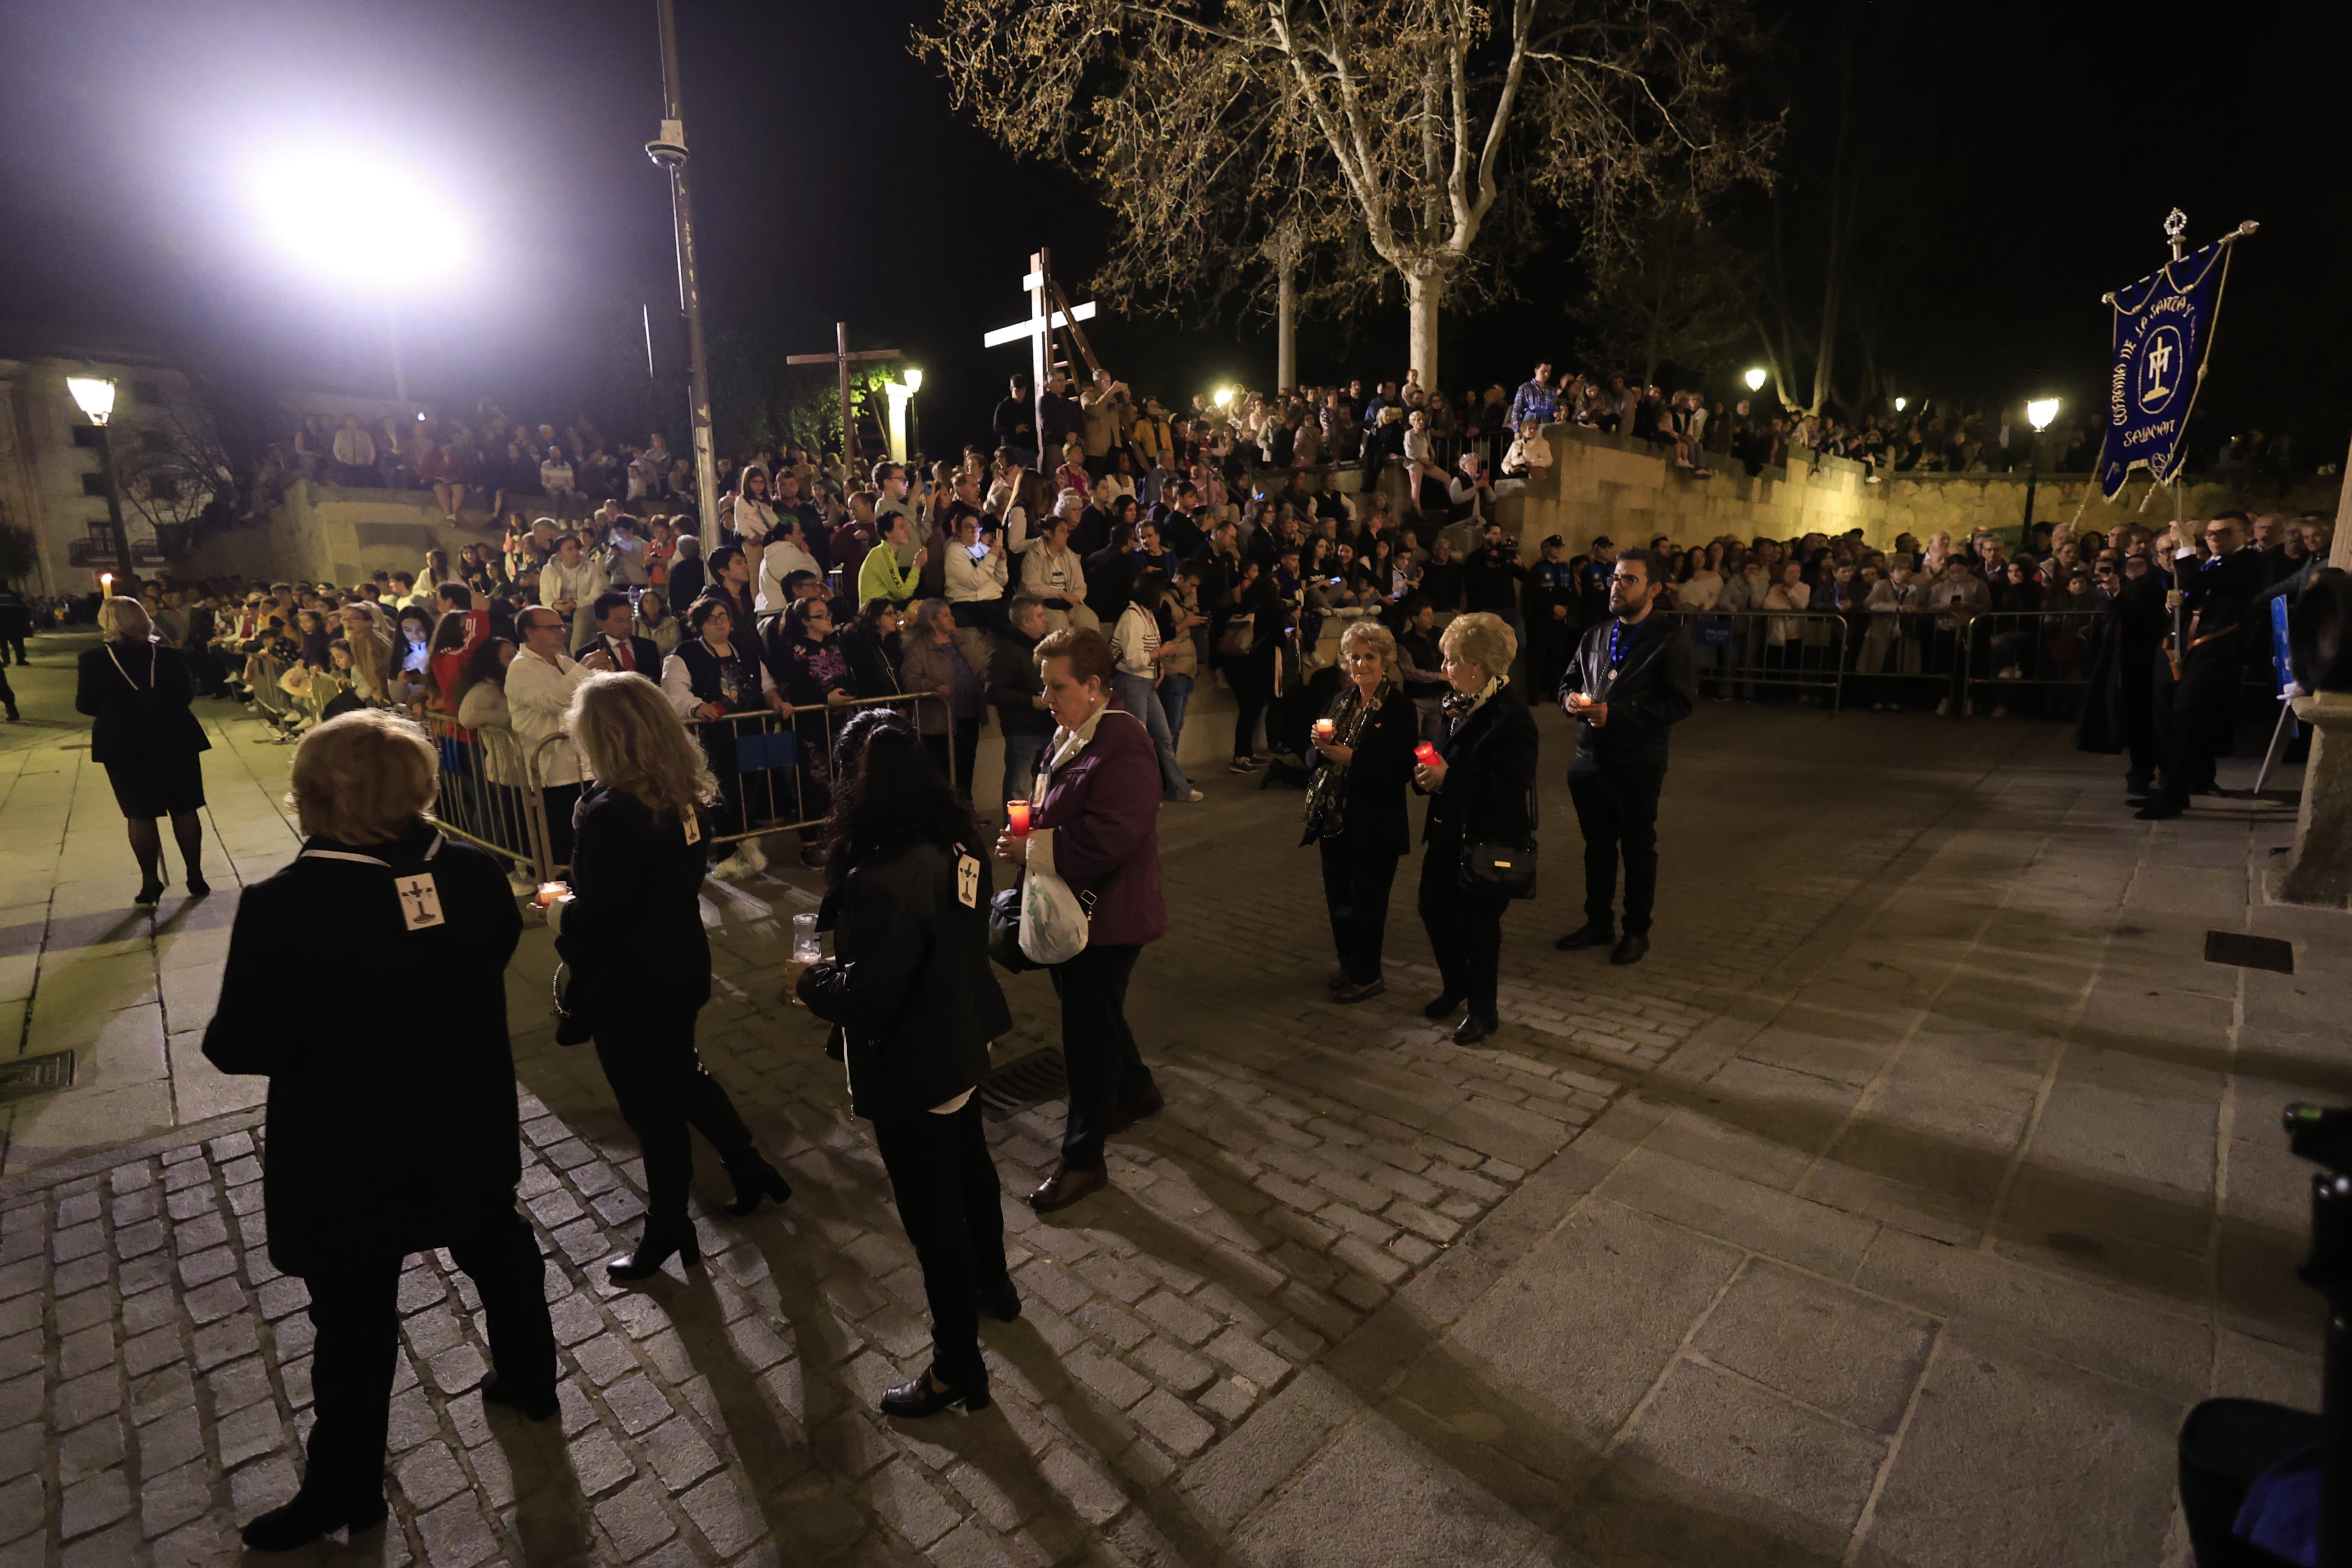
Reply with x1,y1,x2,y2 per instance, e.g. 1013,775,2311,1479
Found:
2022,398,2059,536
649,0,721,550
67,376,133,588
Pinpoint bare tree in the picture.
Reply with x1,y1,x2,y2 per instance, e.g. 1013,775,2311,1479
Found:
113,390,235,536
916,0,1776,384
1582,204,1753,390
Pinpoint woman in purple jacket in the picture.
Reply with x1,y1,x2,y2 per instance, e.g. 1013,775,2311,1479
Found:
995,626,1165,1212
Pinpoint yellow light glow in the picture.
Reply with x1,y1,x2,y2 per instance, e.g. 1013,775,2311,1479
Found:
1213,387,1234,408
2025,397,2060,432
904,367,923,394
1743,368,1767,392
1893,397,1907,413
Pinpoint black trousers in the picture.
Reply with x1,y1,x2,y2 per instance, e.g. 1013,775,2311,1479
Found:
1318,836,1400,983
592,1005,758,1228
870,1099,1007,1391
1048,943,1153,1171
1567,753,1667,934
921,725,981,799
299,1209,555,1506
1417,826,1507,1016
2155,644,2240,798
0,662,13,714
542,781,582,868
1228,655,1270,759
2176,1398,2323,1568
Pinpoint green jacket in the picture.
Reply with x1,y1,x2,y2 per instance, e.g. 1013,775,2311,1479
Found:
858,543,919,606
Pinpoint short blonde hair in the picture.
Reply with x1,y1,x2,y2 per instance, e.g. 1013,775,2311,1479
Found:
288,710,438,844
97,596,152,640
1337,618,1400,685
1439,611,1516,682
566,671,717,825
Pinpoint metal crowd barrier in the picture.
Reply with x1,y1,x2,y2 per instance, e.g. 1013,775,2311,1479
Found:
423,719,552,882
481,690,957,882
1959,611,2099,704
1662,610,1849,714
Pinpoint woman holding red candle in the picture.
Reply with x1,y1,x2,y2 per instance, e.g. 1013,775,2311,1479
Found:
994,625,1165,1213
1301,621,1419,1002
1414,611,1539,1044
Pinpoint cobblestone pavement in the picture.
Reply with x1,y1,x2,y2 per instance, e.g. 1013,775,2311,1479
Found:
0,631,2340,1566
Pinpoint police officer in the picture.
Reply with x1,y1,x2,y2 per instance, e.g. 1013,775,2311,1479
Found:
1525,534,1578,697
1555,548,1697,965
2139,511,2266,820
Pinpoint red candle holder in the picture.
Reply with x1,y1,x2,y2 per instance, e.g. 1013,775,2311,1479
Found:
1415,743,1441,767
1006,799,1031,835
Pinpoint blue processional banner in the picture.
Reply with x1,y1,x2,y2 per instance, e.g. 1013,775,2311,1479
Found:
2095,238,2236,498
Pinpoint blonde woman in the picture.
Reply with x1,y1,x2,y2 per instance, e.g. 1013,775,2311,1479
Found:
203,710,554,1549
1413,612,1538,1043
545,673,791,1285
75,594,212,904
1302,620,1419,1002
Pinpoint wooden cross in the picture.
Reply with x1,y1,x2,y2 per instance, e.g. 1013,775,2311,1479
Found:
786,323,900,474
982,248,1102,457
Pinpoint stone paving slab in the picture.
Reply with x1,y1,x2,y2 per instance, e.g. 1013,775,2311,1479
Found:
0,628,2341,1567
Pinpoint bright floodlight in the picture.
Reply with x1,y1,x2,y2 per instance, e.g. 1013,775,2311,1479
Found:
68,375,117,427
1893,396,1907,413
1743,368,1767,392
248,153,468,290
1214,387,1234,408
904,367,924,394
2026,397,2060,432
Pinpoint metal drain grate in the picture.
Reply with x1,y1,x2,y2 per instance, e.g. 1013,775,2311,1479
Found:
0,1050,76,1104
979,1049,1067,1120
2205,931,2295,974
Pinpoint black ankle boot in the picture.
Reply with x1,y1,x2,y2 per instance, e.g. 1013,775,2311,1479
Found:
239,1489,389,1551
606,1221,701,1284
723,1156,793,1217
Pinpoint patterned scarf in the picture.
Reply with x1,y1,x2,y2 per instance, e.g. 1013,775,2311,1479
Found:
1302,679,1393,838
1440,674,1506,728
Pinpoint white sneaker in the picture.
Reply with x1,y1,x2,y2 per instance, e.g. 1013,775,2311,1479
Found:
1183,789,1204,803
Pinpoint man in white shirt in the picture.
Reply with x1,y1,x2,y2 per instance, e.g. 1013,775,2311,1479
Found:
539,534,606,651
540,445,578,520
330,416,378,485
755,519,825,616
505,605,601,864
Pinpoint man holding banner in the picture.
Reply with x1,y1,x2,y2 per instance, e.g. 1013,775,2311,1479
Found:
2138,513,2264,820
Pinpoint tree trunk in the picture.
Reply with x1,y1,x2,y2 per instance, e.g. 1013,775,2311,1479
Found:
1406,269,1442,391
1277,255,1297,391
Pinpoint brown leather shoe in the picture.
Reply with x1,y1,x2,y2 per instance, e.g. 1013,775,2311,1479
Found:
1104,1086,1165,1136
1027,1164,1108,1212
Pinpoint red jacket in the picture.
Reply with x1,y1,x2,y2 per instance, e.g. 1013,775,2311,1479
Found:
1034,704,1165,946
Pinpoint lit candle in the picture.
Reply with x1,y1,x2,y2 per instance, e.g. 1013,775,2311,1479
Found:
1415,743,1440,767
1313,718,1336,743
534,882,565,908
1006,799,1031,835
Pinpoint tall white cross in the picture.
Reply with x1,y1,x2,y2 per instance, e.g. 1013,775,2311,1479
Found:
982,248,1100,455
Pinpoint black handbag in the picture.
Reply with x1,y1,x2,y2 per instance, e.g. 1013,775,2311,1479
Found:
988,881,1037,973
1461,783,1539,900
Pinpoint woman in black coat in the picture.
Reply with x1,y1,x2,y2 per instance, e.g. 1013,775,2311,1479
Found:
1414,611,1540,1044
793,709,1015,1418
202,710,555,1551
1302,620,1419,1002
552,673,792,1285
75,595,212,904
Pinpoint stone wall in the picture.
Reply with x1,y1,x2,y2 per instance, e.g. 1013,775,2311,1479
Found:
176,482,488,586
1505,425,2330,554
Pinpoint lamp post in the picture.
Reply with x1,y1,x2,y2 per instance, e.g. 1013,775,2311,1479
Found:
904,367,923,466
2023,397,2060,533
1744,367,1768,394
648,0,721,549
67,375,133,589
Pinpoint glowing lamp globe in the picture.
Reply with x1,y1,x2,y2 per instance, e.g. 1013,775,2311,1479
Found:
1743,368,1767,392
1893,397,1908,413
68,376,117,427
2026,397,2060,432
904,367,923,394
1214,387,1234,408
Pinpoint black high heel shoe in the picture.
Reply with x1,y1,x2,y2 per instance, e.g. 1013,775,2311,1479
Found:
185,874,211,898
723,1157,793,1218
605,1223,700,1285
879,1367,990,1418
135,877,165,907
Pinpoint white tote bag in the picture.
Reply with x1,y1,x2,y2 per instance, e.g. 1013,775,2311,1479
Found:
1018,869,1092,966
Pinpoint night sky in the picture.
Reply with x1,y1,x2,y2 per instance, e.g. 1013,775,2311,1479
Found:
2,0,2346,462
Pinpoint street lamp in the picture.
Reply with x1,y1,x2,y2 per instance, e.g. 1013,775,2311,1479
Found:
68,375,134,588
2022,397,2060,533
902,368,923,462
1893,396,1908,413
1213,387,1234,409
1744,368,1768,393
